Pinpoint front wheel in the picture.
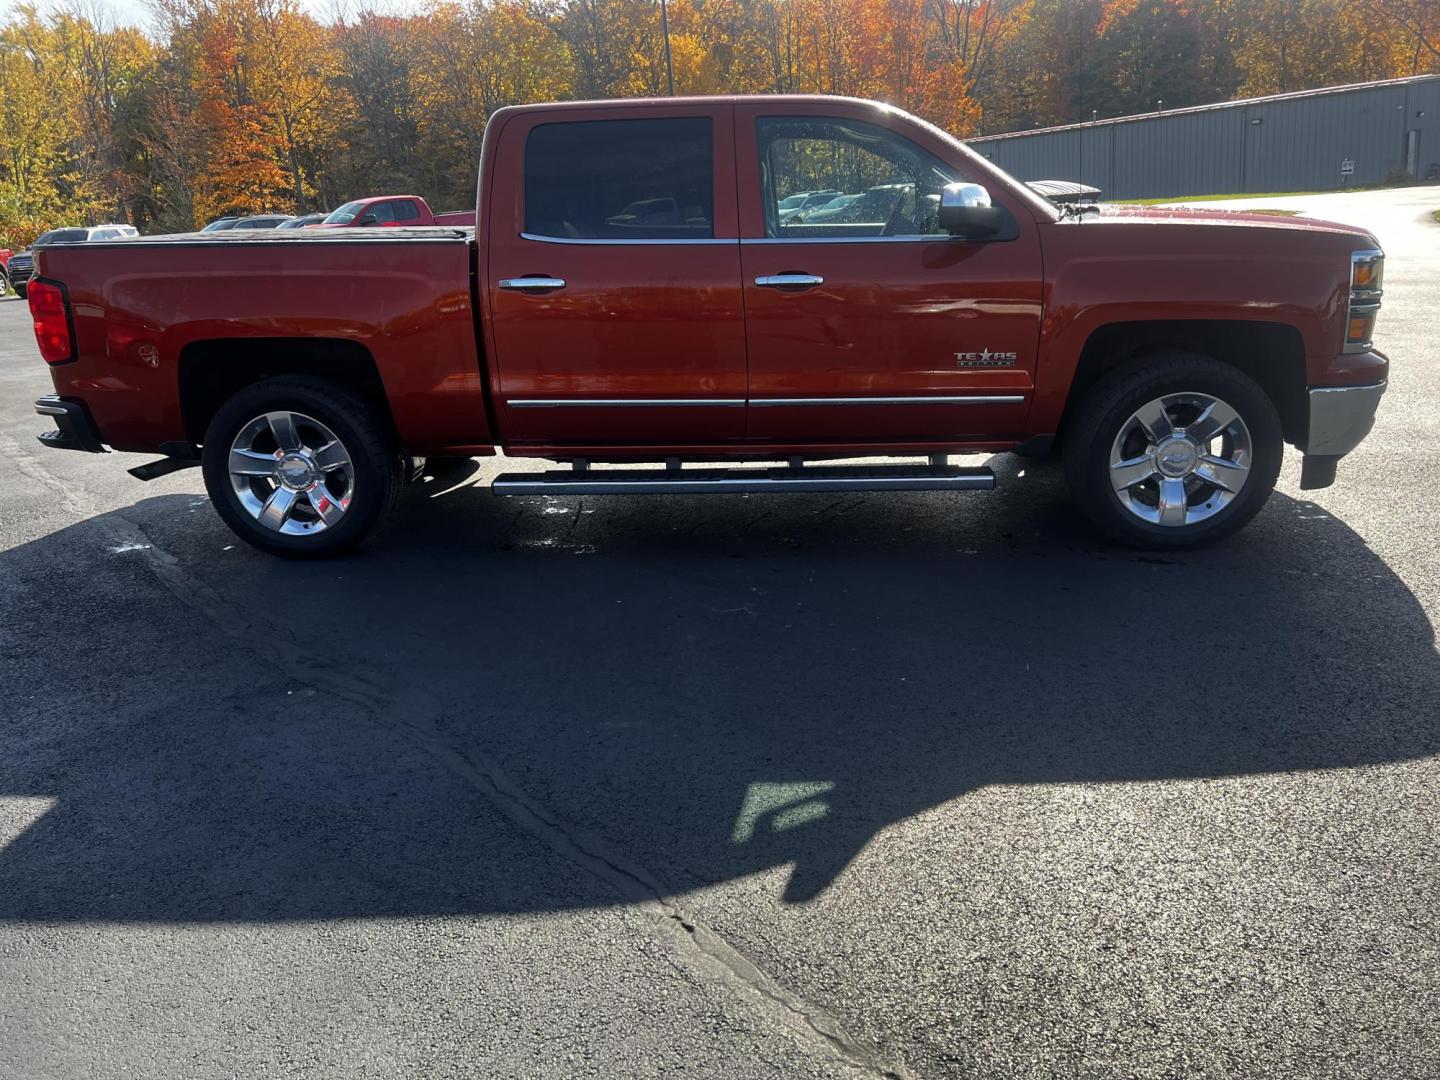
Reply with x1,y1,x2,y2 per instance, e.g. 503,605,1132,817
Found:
1062,352,1283,549
201,376,401,558
0,273,11,300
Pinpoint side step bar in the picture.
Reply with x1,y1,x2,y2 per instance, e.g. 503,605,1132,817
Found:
492,462,995,497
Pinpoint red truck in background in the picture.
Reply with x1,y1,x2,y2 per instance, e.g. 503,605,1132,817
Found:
28,95,1388,558
0,248,12,297
314,194,476,228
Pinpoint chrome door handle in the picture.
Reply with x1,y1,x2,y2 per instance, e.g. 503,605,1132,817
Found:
755,273,824,289
499,277,566,291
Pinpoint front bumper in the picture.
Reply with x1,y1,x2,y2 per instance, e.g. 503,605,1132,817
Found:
35,396,107,453
1297,380,1385,490
8,257,33,290
1304,381,1386,456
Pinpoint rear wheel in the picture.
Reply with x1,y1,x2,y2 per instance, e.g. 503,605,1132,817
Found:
0,272,11,299
201,376,400,558
1062,352,1283,548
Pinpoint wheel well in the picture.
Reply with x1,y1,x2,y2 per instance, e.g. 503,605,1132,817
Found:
178,338,393,444
1060,321,1308,446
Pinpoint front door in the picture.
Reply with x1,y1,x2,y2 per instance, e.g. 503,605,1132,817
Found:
486,105,746,448
735,104,1044,444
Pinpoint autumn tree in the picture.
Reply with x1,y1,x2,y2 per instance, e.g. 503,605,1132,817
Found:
3,0,1437,246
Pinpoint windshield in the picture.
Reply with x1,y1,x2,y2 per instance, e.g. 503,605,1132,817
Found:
201,219,238,232
777,195,806,210
325,201,365,224
34,229,89,245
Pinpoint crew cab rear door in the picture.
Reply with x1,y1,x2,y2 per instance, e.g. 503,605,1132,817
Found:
734,101,1043,443
484,103,745,447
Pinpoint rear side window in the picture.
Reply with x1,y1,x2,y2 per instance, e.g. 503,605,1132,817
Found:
392,200,420,222
524,118,714,240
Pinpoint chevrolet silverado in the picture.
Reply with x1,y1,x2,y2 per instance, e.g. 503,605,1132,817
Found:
28,95,1388,557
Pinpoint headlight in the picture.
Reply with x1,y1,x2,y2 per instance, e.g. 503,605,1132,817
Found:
1345,249,1383,353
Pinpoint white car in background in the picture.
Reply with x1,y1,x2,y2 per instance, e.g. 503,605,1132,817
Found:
6,224,138,298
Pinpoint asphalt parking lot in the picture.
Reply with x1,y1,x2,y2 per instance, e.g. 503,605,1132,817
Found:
2,187,1438,1079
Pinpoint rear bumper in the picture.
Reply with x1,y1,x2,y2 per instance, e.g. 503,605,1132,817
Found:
1303,380,1386,456
35,396,107,453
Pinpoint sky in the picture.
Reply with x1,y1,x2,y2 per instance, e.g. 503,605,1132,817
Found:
28,0,432,35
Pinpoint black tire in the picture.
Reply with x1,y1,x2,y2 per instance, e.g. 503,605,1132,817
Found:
201,376,401,558
0,272,11,299
1061,351,1283,549
14,283,25,300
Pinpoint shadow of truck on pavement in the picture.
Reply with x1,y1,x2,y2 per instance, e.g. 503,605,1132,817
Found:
1,474,1436,917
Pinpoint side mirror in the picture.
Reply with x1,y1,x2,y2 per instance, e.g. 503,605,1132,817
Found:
938,183,1006,239
358,213,378,226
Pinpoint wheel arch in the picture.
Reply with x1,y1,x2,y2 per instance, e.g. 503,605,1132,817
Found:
178,338,396,447
1057,320,1308,449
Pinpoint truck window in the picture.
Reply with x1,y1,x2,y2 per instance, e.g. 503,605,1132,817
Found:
524,118,714,241
757,117,958,239
391,200,421,222
365,201,397,225
324,201,364,224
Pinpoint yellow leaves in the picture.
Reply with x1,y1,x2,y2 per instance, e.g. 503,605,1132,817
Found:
0,5,146,230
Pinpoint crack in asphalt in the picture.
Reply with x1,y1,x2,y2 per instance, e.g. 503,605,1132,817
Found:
0,433,909,1080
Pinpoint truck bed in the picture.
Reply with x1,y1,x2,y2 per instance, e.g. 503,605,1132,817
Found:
33,227,493,456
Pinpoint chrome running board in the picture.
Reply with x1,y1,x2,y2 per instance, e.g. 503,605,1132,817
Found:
491,462,995,497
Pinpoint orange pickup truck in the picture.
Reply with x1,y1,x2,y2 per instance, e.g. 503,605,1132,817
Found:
29,95,1387,557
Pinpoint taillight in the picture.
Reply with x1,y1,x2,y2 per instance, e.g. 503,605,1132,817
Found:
28,279,75,364
1344,249,1383,354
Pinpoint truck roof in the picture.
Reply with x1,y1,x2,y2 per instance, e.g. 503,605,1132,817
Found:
492,94,896,118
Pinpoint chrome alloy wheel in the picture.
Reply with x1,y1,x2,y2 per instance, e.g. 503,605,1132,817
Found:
227,411,354,534
1108,392,1252,527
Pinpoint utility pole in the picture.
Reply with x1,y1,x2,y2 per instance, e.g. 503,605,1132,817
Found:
660,0,675,95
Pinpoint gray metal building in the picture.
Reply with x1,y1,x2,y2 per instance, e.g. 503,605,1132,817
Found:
968,74,1440,200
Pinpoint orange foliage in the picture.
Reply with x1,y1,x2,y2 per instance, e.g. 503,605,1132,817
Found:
2,0,1435,235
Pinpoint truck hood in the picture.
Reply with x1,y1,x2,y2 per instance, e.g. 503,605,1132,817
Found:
1092,203,1374,239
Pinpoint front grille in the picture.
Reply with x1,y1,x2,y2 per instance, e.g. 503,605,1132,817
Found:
8,258,33,285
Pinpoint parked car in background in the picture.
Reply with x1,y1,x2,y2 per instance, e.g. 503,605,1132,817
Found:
8,225,137,297
231,214,291,229
777,189,842,221
316,195,475,228
0,248,12,298
201,216,242,232
792,192,864,223
277,213,328,229
1025,180,1104,205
